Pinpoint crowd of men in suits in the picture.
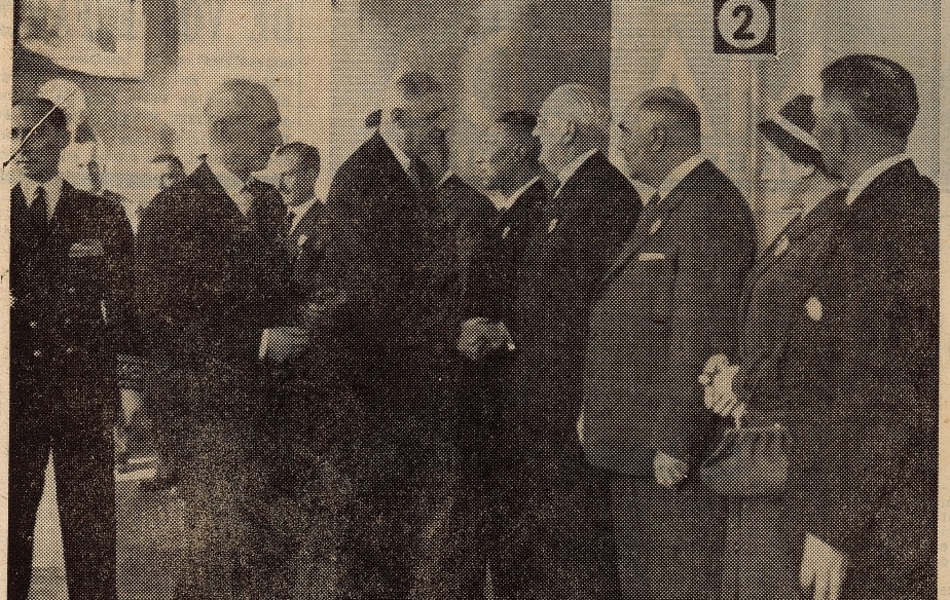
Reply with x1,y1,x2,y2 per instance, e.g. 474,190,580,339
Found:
8,52,937,600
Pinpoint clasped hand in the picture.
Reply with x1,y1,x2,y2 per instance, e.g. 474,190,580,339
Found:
698,353,745,421
457,317,512,361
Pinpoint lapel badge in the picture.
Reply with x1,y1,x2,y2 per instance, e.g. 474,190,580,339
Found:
773,235,790,257
501,226,511,239
547,218,558,233
805,296,823,321
297,234,308,247
649,219,663,235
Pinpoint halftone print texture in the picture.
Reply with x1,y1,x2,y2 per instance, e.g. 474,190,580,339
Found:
9,0,940,599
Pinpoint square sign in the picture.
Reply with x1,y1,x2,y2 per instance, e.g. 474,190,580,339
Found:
714,0,776,55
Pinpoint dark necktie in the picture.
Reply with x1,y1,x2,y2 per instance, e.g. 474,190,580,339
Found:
283,209,295,237
30,186,49,238
409,157,435,191
646,192,661,208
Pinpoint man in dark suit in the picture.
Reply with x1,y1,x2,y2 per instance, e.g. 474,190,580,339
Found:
8,97,136,600
488,84,639,600
759,55,934,600
457,110,545,597
324,71,482,599
136,79,309,600
581,87,755,599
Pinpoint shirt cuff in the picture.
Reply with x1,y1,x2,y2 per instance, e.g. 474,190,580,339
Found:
259,329,270,361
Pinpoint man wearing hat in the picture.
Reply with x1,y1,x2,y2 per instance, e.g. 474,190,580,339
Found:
700,94,847,599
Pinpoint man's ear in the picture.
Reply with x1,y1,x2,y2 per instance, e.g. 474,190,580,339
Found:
560,121,578,146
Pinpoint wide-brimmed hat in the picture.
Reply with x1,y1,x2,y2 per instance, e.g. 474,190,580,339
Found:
758,95,825,170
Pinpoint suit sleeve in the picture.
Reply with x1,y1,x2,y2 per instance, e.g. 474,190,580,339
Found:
94,196,144,390
652,191,754,463
804,191,938,556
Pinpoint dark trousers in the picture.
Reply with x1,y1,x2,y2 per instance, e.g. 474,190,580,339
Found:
8,369,117,600
493,452,622,600
611,475,725,600
336,350,466,600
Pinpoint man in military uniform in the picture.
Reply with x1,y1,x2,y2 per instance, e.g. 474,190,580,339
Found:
9,97,136,600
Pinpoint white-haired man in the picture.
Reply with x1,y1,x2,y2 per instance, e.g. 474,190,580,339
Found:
488,84,639,599
136,79,308,599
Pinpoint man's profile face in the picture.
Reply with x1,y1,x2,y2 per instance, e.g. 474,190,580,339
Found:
616,107,652,183
475,125,521,192
11,105,70,182
813,94,848,179
399,92,450,158
223,96,284,174
532,107,561,171
271,152,319,207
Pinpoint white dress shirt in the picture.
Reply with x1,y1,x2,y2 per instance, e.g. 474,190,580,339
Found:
845,153,911,206
497,175,541,212
19,175,63,220
379,123,413,178
207,158,255,216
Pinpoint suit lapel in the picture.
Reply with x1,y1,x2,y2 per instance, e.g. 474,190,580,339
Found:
600,161,706,287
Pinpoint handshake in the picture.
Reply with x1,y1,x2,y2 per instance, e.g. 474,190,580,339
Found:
698,353,746,421
457,317,516,361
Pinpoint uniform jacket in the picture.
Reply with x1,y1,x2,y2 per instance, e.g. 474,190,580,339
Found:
504,150,639,463
782,160,938,594
582,159,755,475
135,161,293,419
11,180,135,412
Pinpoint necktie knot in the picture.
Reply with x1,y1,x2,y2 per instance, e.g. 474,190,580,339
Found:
647,193,661,207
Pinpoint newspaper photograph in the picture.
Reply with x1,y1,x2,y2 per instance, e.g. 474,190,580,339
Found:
3,0,943,598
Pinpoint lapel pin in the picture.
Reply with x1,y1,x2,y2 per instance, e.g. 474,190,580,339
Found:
773,235,790,257
297,234,308,247
805,296,823,321
649,219,663,235
501,226,511,239
547,218,558,233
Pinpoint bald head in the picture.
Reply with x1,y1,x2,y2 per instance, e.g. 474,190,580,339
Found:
534,83,611,174
203,79,283,178
814,55,918,181
617,87,702,186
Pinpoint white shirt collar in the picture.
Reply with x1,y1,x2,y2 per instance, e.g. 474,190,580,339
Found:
497,175,541,211
436,170,455,188
556,148,599,192
206,158,255,216
287,196,320,231
378,123,413,177
20,175,64,219
845,153,911,206
656,154,706,201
